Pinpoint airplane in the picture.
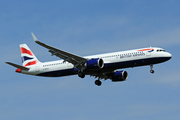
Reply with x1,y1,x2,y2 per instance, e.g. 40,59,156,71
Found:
6,33,172,86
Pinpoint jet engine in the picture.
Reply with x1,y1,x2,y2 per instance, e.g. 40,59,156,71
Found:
111,70,128,82
85,58,104,70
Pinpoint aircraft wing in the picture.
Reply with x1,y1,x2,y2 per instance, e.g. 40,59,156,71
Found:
31,33,87,70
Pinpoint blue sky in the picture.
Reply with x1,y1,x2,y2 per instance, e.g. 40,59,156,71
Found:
1,0,180,120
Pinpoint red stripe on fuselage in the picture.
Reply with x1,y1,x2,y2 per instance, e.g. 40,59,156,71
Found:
20,47,33,56
138,48,154,51
24,60,37,67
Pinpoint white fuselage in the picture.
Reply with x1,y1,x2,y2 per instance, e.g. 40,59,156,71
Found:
21,47,172,77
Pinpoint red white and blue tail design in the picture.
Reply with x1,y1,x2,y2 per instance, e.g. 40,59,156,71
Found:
20,44,40,67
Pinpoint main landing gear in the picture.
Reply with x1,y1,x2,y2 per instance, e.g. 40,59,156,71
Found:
78,72,85,78
150,64,154,74
78,72,102,86
95,80,102,86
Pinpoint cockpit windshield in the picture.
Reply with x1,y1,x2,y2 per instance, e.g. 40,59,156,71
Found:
157,49,166,52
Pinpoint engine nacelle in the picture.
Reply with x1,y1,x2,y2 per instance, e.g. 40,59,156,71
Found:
85,58,104,70
111,70,128,82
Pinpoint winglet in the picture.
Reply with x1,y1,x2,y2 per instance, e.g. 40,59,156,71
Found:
31,33,38,42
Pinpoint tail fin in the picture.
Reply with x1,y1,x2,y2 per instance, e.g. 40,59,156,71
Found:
20,44,40,67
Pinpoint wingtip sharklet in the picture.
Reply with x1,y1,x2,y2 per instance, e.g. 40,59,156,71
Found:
31,32,39,42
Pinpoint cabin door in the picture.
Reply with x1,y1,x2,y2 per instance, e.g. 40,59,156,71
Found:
146,51,151,56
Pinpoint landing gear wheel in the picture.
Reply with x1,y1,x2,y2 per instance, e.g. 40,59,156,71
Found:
150,64,154,74
78,72,85,78
150,70,154,74
95,80,102,86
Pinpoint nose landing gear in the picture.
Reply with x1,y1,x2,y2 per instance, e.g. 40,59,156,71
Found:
150,64,154,74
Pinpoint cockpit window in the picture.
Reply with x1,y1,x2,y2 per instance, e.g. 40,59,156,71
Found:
157,49,166,52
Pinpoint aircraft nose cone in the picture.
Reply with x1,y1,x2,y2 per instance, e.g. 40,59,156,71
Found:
165,52,172,60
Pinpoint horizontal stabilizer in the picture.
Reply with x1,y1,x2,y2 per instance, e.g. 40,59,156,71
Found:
5,62,29,70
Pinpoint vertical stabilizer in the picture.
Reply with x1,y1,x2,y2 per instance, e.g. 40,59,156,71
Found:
20,44,40,67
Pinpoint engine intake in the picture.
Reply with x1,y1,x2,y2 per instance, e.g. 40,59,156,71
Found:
85,58,104,70
111,70,128,82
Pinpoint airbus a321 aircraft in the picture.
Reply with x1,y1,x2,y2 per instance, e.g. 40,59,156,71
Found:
6,33,172,86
